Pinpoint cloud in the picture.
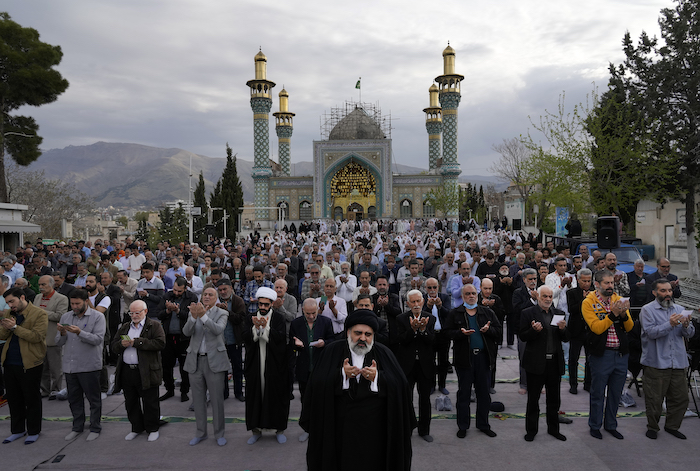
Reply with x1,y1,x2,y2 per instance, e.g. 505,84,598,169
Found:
4,0,669,177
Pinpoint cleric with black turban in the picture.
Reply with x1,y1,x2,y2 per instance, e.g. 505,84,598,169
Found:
300,310,416,471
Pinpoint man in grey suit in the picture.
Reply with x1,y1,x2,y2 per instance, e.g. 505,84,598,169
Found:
183,287,229,447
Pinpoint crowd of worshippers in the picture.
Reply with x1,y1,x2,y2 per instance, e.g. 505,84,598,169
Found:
0,228,695,463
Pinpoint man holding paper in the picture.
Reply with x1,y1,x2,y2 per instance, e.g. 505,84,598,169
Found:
519,285,568,442
640,278,695,440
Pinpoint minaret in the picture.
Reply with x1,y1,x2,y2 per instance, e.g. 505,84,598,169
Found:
273,88,294,176
434,44,464,218
246,50,276,220
423,84,442,172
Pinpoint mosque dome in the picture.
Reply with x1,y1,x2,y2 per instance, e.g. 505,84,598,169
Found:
443,44,455,56
329,107,385,140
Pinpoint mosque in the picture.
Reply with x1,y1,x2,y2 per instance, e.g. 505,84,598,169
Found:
246,45,464,227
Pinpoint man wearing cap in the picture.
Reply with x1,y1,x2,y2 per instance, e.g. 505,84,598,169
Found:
301,310,415,471
243,286,290,444
111,300,165,442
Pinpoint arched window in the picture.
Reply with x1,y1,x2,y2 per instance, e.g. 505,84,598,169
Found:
334,206,343,220
400,199,413,219
368,206,377,219
299,201,312,220
277,201,288,219
422,201,435,218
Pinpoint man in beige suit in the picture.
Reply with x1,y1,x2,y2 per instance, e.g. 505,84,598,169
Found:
37,275,69,398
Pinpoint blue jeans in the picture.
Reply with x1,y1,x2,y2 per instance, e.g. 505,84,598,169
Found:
588,350,628,431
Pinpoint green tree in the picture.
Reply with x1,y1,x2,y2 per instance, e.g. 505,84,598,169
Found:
134,212,151,243
585,74,675,233
614,0,700,276
115,216,128,228
210,144,243,240
425,185,458,218
157,204,188,246
0,12,69,202
192,171,209,244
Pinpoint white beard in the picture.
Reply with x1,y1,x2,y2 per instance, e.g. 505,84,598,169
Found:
348,334,373,356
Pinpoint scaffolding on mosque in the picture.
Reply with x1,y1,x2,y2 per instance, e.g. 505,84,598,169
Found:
319,101,392,140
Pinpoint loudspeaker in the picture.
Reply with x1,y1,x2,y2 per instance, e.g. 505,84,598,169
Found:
597,216,620,249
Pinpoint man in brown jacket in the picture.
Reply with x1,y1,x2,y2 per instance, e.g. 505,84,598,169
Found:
0,287,48,445
111,300,166,442
37,275,69,398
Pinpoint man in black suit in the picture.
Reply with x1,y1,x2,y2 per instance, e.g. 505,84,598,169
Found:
511,268,539,395
355,294,390,345
644,258,682,302
290,298,334,442
446,283,501,439
371,275,402,350
519,285,568,442
423,277,451,395
100,271,123,365
566,268,593,394
396,289,436,442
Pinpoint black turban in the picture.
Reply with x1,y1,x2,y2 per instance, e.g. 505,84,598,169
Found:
345,309,379,333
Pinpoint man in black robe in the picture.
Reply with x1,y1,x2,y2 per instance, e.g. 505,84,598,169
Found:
242,286,290,444
300,310,415,471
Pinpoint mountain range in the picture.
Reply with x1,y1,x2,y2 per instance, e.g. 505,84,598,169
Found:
29,142,507,208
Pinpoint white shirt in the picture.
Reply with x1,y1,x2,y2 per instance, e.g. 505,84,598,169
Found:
123,321,144,365
129,253,146,279
316,295,348,334
89,292,112,311
335,273,357,303
341,349,379,392
186,276,204,299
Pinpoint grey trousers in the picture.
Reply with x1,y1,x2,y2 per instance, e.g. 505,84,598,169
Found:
643,366,689,432
190,356,226,439
41,346,63,394
66,371,102,433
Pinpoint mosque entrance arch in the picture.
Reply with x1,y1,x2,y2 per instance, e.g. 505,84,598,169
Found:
329,160,377,220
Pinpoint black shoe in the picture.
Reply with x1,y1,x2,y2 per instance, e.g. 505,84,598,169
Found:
548,431,566,441
420,434,433,442
48,395,57,401
456,429,467,439
447,366,454,374
235,395,245,402
479,429,497,438
604,428,624,440
558,415,572,424
569,385,578,395
646,430,658,439
664,428,687,439
524,433,535,442
181,393,189,402
159,391,175,401
583,385,590,392
590,429,602,439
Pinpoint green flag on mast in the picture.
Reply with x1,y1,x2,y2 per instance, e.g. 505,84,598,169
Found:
355,78,361,89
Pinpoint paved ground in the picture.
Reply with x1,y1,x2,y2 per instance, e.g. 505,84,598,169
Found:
3,350,700,471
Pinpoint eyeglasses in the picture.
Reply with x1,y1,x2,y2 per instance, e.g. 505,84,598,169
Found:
258,301,271,307
659,265,670,268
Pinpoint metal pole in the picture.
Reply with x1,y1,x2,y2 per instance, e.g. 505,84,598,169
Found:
223,210,227,239
188,154,193,243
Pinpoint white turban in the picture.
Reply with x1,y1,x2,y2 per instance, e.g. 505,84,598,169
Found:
256,286,277,302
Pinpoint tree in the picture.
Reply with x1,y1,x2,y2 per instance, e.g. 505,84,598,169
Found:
115,216,128,228
523,92,594,230
489,137,535,224
0,13,69,202
209,144,243,240
585,74,676,233
6,162,94,239
157,204,188,246
614,0,700,276
134,212,152,243
425,185,458,218
192,171,209,244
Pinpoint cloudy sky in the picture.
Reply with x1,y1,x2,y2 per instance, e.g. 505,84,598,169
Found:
5,0,669,175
